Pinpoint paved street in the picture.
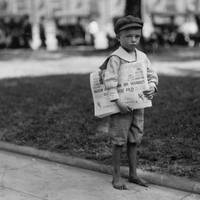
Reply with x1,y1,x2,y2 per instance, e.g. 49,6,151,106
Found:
0,150,199,200
0,50,200,79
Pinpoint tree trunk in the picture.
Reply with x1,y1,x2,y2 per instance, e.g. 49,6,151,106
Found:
125,0,141,18
125,0,145,50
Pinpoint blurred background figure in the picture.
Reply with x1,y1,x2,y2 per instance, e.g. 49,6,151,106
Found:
8,16,22,49
21,15,32,48
30,23,41,50
179,15,199,46
88,18,99,46
88,17,108,49
105,21,117,49
55,18,66,48
71,17,86,46
45,17,58,51
39,16,46,49
0,18,6,48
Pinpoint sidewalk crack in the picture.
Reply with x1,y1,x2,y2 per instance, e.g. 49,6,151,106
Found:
0,167,7,188
0,185,48,200
179,193,192,200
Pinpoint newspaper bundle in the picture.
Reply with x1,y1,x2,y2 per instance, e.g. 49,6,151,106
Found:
90,61,152,118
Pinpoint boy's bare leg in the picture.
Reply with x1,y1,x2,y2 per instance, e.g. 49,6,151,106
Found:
112,144,128,190
127,143,148,187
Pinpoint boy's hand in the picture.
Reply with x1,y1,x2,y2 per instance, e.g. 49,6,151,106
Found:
115,99,132,114
143,85,156,100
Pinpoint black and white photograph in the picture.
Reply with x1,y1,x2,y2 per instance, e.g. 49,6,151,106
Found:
0,0,199,199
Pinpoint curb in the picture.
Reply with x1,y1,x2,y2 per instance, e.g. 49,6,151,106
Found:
0,141,199,194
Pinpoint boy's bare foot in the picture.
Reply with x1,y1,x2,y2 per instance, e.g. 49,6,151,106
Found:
128,177,148,187
112,179,128,190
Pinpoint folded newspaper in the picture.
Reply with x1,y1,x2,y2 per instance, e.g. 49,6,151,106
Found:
90,61,152,118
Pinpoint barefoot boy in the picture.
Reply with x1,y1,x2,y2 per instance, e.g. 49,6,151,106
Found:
101,15,158,190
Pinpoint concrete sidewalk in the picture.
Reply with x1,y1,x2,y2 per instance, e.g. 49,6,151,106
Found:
0,150,199,200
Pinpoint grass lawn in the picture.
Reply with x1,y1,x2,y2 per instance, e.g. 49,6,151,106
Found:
0,72,199,181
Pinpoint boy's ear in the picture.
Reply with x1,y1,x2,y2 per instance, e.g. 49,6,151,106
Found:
116,34,120,41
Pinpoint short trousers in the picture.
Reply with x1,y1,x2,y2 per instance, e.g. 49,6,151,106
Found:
109,109,144,146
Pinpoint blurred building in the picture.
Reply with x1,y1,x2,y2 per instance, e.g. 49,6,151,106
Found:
142,0,200,47
1,0,200,49
0,0,125,25
0,0,125,49
142,0,200,25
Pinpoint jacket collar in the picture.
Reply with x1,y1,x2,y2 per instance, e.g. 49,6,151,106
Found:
111,46,137,62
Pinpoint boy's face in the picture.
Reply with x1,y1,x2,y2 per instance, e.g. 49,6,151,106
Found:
117,28,142,52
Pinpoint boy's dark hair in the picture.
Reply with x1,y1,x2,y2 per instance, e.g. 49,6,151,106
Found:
114,15,143,34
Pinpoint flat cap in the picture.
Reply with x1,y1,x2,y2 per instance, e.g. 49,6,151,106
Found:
114,15,143,34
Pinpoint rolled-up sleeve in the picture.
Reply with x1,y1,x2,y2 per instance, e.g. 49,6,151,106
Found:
103,56,120,101
145,56,158,91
